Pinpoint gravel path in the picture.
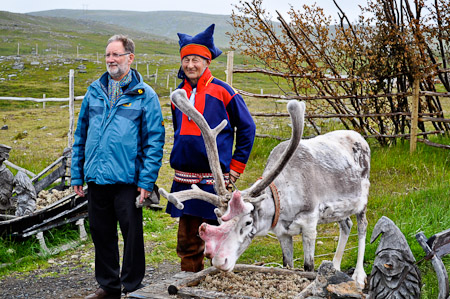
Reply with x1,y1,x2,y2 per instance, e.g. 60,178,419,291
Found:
0,243,180,299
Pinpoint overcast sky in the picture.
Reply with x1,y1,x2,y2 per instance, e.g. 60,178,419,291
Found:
3,0,366,21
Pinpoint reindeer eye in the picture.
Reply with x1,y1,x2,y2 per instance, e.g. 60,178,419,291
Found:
245,220,252,226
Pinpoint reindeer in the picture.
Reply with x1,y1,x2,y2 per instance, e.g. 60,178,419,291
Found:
160,89,370,287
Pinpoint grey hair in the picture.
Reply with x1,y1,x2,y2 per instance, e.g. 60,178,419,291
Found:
107,35,135,54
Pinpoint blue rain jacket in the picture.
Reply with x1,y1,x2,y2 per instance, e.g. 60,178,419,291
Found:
71,69,165,192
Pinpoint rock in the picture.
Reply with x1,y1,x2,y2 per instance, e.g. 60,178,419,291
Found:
295,261,366,299
327,281,364,298
12,63,24,70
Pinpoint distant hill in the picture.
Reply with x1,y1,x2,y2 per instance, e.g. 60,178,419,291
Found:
0,10,179,56
29,10,234,48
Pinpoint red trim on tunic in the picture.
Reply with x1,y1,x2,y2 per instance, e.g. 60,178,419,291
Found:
179,92,205,136
207,82,234,107
230,159,246,173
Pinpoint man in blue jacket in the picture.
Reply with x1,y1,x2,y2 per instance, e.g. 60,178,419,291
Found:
166,24,256,273
71,35,165,299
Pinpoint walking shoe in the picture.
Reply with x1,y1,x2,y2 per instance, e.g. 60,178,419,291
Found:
122,283,146,295
85,287,121,299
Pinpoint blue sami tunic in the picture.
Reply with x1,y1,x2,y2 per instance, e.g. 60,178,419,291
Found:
166,68,256,220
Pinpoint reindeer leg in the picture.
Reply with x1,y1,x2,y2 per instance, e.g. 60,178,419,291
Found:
302,225,317,272
353,208,368,287
332,217,353,271
278,235,294,268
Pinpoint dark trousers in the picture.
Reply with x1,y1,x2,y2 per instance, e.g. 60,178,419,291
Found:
87,183,145,293
177,214,218,272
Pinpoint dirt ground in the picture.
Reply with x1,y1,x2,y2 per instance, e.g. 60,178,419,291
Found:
0,242,180,299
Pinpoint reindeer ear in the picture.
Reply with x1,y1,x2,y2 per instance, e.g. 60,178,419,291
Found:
221,191,254,221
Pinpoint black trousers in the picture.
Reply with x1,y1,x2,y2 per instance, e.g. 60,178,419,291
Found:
87,183,145,293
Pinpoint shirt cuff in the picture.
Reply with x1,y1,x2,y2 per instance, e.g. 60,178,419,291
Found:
230,159,246,174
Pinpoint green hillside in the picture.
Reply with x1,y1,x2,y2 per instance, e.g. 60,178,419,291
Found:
0,10,177,57
29,9,233,48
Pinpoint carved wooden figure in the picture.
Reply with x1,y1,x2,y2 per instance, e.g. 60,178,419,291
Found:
0,144,14,211
14,171,37,216
368,216,421,298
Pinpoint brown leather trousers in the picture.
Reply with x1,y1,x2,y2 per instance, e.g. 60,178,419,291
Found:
177,214,218,272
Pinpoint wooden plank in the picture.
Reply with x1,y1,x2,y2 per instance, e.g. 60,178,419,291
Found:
176,287,258,299
226,51,234,86
410,78,420,153
0,96,84,102
233,264,316,279
428,228,450,258
416,232,450,299
0,191,86,237
20,213,87,238
21,200,87,236
3,160,36,177
31,156,65,183
33,164,66,193
68,69,75,148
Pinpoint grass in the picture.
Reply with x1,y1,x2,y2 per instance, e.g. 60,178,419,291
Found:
1,47,450,297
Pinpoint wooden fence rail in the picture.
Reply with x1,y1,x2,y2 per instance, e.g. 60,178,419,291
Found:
227,52,450,152
0,96,84,102
0,70,78,149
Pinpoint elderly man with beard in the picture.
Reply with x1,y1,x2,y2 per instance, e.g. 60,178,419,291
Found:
71,35,165,299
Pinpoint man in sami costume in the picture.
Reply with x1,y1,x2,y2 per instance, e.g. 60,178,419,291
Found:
166,24,256,272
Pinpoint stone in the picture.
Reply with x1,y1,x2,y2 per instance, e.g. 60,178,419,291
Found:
295,261,365,299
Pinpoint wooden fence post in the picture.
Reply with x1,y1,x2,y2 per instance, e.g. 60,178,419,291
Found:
226,51,234,86
43,94,46,109
410,78,420,153
68,69,75,148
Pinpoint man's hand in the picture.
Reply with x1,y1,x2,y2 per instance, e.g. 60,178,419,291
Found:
74,185,85,197
229,169,240,183
137,187,150,204
227,169,241,191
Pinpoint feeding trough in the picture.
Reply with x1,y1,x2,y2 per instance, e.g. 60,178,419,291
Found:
129,264,317,299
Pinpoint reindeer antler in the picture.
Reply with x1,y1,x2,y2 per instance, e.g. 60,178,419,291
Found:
245,100,305,198
159,89,231,211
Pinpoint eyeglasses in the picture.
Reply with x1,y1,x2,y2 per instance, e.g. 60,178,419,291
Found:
104,52,131,58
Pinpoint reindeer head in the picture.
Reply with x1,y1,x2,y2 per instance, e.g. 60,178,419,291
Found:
159,89,305,271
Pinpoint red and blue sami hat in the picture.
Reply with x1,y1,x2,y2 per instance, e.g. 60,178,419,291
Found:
178,24,222,61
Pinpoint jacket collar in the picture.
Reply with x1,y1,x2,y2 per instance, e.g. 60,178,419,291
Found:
182,67,213,93
99,68,143,94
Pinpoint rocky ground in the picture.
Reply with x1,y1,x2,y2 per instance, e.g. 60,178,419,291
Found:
0,242,180,299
